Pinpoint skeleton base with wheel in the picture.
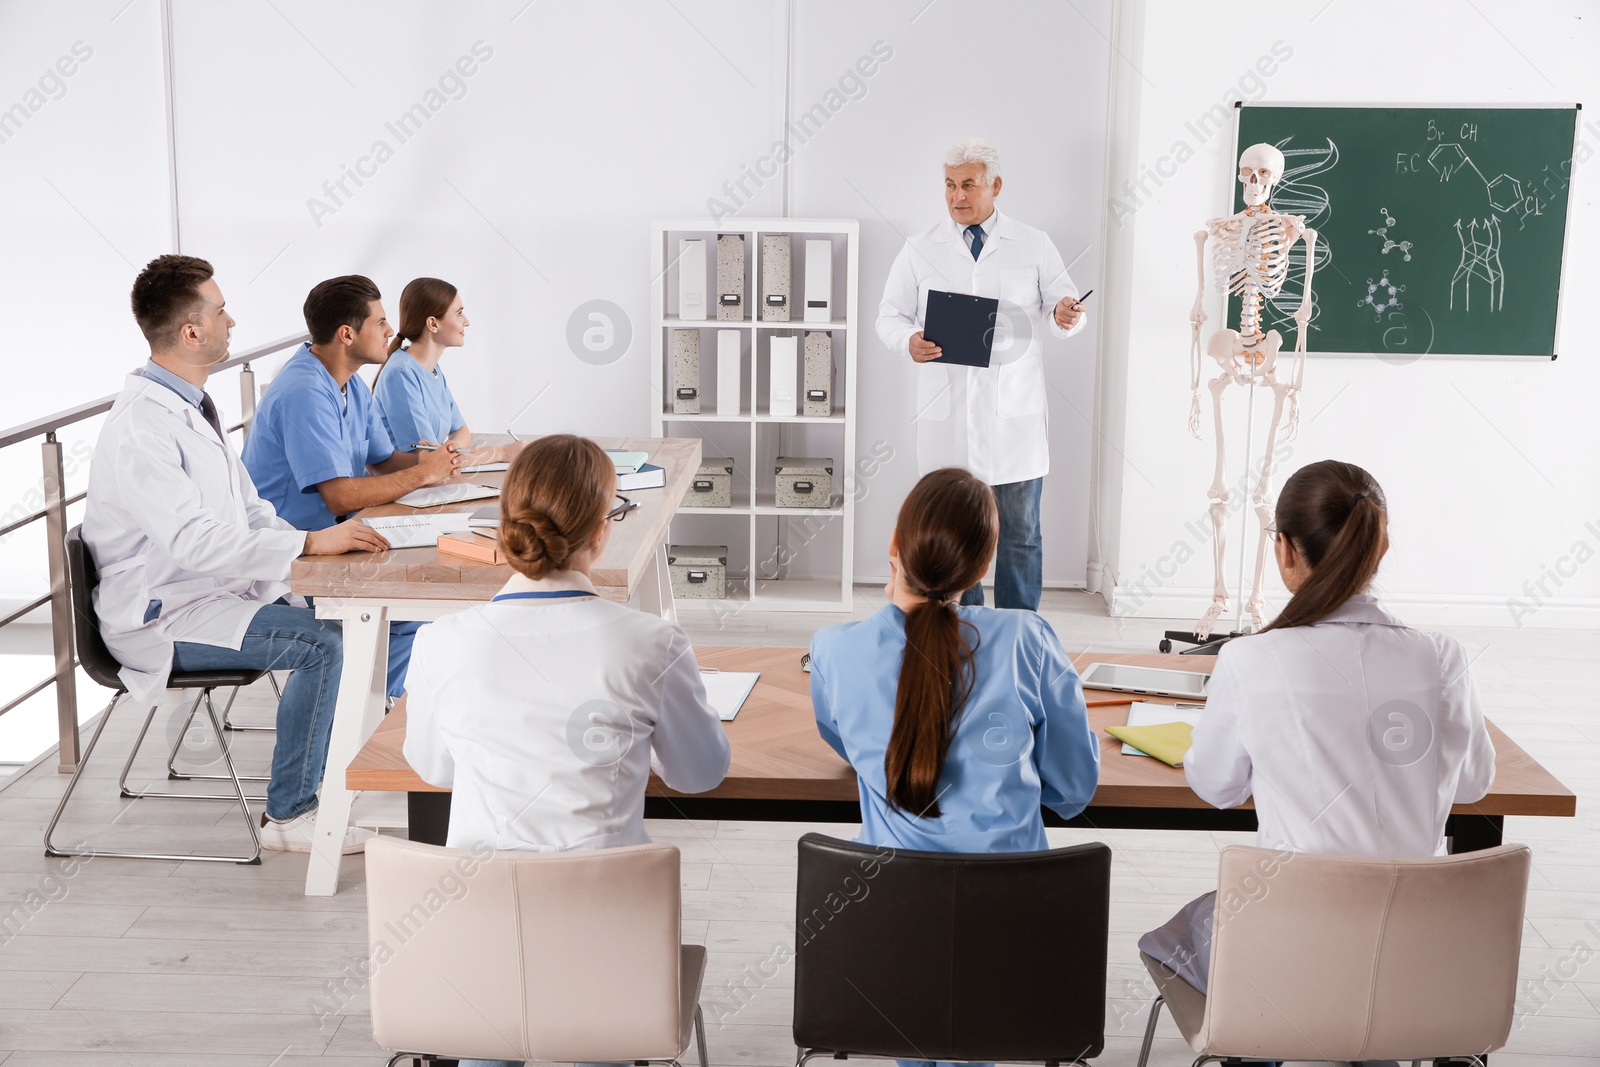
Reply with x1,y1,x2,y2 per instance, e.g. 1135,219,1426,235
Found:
1188,143,1318,639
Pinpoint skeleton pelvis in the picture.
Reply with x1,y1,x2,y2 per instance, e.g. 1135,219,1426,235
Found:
1206,328,1283,376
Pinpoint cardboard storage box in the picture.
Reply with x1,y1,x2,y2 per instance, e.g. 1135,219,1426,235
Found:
683,457,734,508
668,545,728,599
774,456,833,508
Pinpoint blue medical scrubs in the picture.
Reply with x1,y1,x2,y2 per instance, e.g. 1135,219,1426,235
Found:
809,604,1100,853
810,604,1100,1067
241,344,421,697
373,347,465,450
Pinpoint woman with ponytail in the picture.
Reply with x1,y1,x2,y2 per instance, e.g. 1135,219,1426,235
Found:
808,467,1099,857
373,277,521,466
1140,460,1496,996
402,433,729,855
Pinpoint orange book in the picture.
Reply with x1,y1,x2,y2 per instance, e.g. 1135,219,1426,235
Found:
437,531,503,564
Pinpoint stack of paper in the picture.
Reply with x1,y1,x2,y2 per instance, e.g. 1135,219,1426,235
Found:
699,670,760,721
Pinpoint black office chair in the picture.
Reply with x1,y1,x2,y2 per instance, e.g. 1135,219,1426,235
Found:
44,525,263,863
792,833,1111,1067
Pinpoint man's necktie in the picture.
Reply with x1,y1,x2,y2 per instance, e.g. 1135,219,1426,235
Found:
199,392,225,441
966,224,985,261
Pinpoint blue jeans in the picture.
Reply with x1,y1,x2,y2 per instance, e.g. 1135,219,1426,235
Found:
387,620,421,698
960,476,1042,610
171,602,342,822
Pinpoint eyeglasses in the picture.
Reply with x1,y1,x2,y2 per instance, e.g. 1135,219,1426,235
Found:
606,495,639,522
1265,520,1279,543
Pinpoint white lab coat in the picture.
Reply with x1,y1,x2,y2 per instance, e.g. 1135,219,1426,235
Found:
1185,594,1497,856
876,210,1085,486
82,373,307,705
403,570,731,852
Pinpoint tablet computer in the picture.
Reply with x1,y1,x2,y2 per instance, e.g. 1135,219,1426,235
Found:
1080,662,1210,700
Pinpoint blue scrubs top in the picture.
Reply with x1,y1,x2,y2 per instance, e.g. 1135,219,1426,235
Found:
809,604,1099,854
241,345,395,531
373,348,464,450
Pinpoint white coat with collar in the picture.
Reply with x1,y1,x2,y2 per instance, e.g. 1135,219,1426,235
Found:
82,372,307,705
1184,594,1497,857
876,209,1084,486
403,570,732,853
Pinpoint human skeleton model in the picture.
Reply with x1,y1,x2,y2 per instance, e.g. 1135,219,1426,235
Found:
1188,143,1318,638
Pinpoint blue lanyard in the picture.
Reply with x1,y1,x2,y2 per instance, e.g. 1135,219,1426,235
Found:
490,591,596,602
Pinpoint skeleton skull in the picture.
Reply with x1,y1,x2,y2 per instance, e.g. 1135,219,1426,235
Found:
1238,142,1285,207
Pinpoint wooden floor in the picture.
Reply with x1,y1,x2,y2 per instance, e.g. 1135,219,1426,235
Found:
0,589,1595,1065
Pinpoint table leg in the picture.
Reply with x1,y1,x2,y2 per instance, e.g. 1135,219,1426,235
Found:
304,607,389,896
638,540,677,623
1447,813,1504,853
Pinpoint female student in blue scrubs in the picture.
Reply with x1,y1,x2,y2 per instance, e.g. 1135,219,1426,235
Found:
809,466,1101,853
373,276,521,465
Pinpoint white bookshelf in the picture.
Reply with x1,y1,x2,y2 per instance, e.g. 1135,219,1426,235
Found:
649,217,859,612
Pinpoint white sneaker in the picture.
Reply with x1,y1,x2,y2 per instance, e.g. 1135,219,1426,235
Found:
259,809,378,855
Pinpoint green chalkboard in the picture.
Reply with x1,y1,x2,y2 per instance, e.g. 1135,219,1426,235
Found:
1229,105,1577,358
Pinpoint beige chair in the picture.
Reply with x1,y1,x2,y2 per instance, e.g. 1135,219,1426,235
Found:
1136,843,1531,1067
366,836,707,1067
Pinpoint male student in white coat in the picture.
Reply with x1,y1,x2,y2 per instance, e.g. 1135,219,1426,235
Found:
877,138,1087,610
84,255,390,853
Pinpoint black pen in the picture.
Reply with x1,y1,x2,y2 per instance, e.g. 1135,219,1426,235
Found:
1070,289,1095,310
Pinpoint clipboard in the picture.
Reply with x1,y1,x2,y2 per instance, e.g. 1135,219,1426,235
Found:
923,289,999,368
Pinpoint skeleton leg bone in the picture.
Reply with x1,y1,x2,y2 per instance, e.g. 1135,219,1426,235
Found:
1196,369,1234,640
1244,349,1290,631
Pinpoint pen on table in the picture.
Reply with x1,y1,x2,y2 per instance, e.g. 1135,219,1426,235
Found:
1086,698,1133,708
413,443,465,453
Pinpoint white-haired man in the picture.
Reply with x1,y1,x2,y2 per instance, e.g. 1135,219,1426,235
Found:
877,138,1086,610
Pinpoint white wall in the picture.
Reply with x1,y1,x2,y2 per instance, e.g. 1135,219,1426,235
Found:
1095,0,1600,630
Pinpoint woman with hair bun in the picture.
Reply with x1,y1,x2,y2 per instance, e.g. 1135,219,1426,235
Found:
808,467,1100,856
1140,459,1497,997
402,434,730,862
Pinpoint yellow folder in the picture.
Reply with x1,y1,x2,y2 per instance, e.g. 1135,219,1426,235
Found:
1105,722,1194,767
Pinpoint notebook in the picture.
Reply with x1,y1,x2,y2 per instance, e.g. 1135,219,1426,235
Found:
617,463,666,491
606,450,651,474
923,289,1000,368
394,482,501,508
700,670,759,721
361,513,473,549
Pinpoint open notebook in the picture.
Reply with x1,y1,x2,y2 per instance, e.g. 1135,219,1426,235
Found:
361,513,473,549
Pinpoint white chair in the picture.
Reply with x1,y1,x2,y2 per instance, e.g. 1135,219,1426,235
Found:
1136,843,1532,1067
366,836,708,1066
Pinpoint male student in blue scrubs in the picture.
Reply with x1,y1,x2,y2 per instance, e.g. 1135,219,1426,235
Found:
241,275,461,698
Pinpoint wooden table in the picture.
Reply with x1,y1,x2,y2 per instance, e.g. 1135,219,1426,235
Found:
349,648,1576,854
293,435,699,895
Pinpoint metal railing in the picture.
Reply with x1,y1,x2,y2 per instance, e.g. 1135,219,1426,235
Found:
0,332,308,772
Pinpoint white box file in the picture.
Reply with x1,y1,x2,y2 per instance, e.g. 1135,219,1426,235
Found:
672,330,700,414
803,331,832,417
804,239,832,322
768,336,797,417
716,234,745,321
716,329,741,416
761,234,791,321
678,238,707,321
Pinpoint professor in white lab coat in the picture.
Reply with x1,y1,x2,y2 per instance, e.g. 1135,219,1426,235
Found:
877,138,1087,610
83,255,390,854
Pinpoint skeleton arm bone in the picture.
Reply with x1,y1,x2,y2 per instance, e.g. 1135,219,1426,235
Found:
1189,228,1209,438
1284,227,1317,439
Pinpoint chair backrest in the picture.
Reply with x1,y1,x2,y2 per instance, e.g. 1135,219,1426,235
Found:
1201,843,1532,1062
65,525,125,691
792,833,1111,1063
366,836,684,1063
